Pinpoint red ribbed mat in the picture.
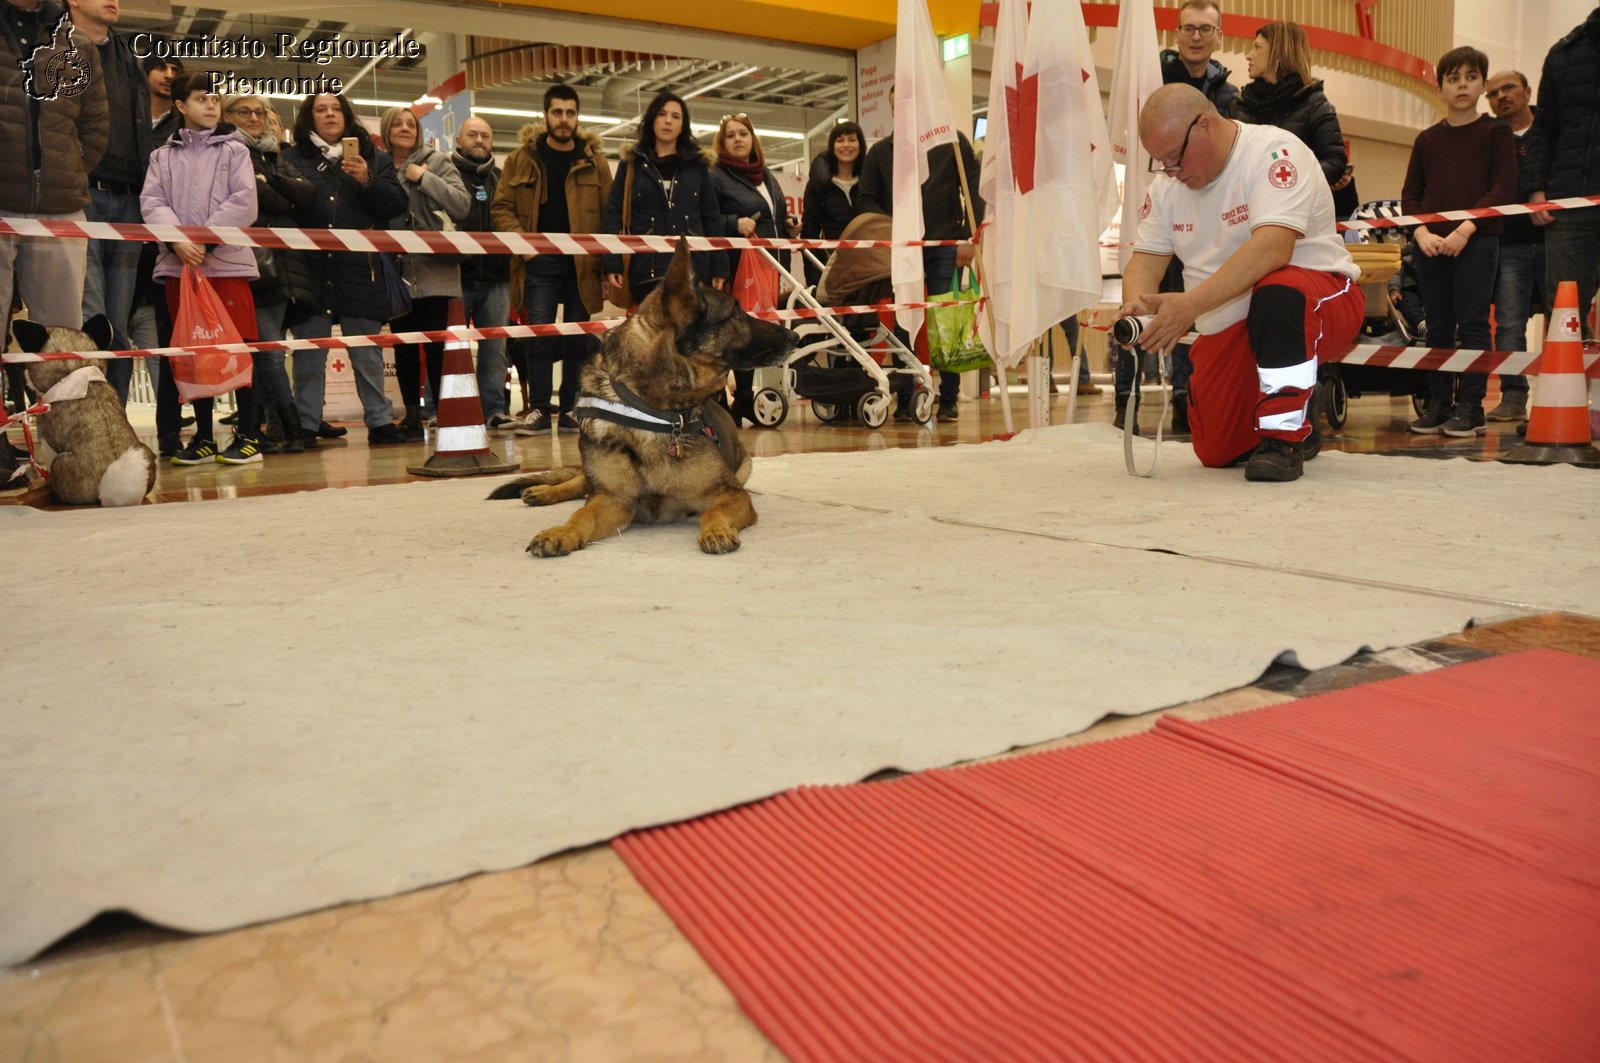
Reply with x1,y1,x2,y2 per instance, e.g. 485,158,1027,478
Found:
614,650,1600,1063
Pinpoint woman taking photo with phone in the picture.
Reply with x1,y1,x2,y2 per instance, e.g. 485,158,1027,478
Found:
601,91,727,307
280,92,409,446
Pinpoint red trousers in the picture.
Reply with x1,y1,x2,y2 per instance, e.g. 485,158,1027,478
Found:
1187,267,1363,467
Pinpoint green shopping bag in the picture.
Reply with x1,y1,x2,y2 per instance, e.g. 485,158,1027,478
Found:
927,268,991,374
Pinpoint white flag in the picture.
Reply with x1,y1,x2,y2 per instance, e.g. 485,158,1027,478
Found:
891,0,959,334
976,0,1028,362
986,0,1115,368
1107,0,1163,273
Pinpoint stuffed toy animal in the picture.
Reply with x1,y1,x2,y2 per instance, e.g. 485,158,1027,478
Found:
12,315,156,507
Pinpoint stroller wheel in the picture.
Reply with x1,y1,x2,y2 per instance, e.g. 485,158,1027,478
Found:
1319,372,1349,429
750,387,788,428
811,400,844,424
858,391,891,429
912,389,935,425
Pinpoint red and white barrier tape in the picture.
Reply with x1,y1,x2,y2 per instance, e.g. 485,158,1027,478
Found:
1324,340,1600,377
0,216,965,255
1335,194,1600,232
0,298,985,363
0,400,50,429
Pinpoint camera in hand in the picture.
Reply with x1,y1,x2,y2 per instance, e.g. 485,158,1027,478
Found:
1113,315,1154,347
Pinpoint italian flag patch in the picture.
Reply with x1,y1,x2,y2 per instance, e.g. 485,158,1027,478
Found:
1270,148,1292,161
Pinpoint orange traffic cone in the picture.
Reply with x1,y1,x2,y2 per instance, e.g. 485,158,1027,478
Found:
1502,280,1600,467
407,344,521,477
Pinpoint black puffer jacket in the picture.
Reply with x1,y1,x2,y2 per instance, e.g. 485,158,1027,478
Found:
241,134,315,312
713,161,789,279
802,169,856,241
280,133,407,324
1161,49,1239,116
601,145,727,290
1525,7,1600,199
0,1,108,214
854,132,983,238
1231,75,1348,186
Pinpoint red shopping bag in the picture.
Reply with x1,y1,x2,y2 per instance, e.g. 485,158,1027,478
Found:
170,266,252,403
732,250,780,314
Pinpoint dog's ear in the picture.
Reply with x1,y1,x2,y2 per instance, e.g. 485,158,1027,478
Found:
11,320,49,354
81,314,114,351
643,235,702,331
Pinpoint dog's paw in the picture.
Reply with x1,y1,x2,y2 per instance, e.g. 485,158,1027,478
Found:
527,527,583,558
520,484,560,507
697,524,742,555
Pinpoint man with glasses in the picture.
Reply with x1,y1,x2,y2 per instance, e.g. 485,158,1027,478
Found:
1118,85,1361,483
1116,0,1238,436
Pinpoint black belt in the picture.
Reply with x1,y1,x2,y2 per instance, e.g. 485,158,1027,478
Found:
90,178,138,194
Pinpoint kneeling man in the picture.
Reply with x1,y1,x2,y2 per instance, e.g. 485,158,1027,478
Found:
1119,85,1361,481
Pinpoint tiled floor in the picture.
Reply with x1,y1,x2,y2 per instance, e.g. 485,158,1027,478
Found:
3,377,1594,1063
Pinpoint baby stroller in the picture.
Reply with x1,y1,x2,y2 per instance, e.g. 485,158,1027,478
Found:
1317,199,1430,427
746,213,935,429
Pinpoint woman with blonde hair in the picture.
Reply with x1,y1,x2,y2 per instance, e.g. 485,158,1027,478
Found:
712,112,796,425
380,105,471,438
1233,21,1351,197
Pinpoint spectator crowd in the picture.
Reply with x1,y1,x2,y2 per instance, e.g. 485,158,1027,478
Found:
3,0,1598,469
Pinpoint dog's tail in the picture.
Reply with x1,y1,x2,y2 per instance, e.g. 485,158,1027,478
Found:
486,467,581,500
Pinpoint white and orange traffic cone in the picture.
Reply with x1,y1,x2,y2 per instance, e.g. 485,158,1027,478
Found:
407,344,521,477
1502,280,1600,468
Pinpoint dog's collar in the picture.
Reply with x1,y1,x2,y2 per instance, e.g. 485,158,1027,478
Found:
39,364,107,404
576,379,706,436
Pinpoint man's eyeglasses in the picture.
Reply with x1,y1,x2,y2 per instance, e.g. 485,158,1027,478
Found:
1178,24,1218,38
228,106,269,118
1148,115,1202,174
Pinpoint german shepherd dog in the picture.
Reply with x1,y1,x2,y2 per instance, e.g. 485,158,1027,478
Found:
488,239,797,556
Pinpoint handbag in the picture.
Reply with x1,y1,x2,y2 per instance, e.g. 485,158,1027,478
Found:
926,268,990,374
378,251,412,321
170,265,252,403
731,248,780,314
613,161,640,308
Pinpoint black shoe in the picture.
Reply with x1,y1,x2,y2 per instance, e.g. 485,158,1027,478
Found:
1244,437,1304,482
216,434,264,465
219,409,240,427
398,407,425,441
170,437,217,466
1440,403,1487,438
1409,404,1451,434
1113,393,1140,433
367,423,409,445
935,400,958,423
556,411,581,432
179,414,196,429
158,435,181,458
316,420,348,439
1171,395,1190,436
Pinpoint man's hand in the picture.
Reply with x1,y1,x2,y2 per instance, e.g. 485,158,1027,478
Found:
172,241,206,267
956,242,976,268
1414,229,1446,257
1437,228,1472,257
1529,191,1554,227
1132,291,1199,356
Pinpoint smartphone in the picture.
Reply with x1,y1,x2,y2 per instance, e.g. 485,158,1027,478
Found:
341,136,359,159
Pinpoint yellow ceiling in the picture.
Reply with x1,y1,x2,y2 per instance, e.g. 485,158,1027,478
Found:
492,0,979,52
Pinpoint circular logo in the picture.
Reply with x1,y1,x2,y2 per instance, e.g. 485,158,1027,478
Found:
1140,193,1152,220
1268,159,1298,189
43,49,91,99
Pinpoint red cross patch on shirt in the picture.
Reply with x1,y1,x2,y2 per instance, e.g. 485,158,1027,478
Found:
1268,159,1298,189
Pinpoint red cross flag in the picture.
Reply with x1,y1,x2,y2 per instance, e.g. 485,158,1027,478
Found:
978,0,1116,367
890,0,960,334
1106,0,1162,273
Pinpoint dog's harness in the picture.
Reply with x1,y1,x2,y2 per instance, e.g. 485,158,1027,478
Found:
575,379,735,466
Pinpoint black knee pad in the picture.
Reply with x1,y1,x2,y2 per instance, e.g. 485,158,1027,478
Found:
1247,285,1308,369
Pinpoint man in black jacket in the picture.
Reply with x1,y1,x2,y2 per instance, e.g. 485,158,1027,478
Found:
1486,70,1542,422
855,86,982,423
68,0,150,403
1525,6,1600,341
451,116,515,430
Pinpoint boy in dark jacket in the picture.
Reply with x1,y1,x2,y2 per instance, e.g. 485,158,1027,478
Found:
1402,46,1516,438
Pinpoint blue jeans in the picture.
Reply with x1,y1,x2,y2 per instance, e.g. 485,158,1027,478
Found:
523,257,592,413
918,245,961,405
290,313,393,430
1417,234,1498,408
82,186,144,403
462,278,510,419
253,301,294,409
1544,208,1600,341
1493,240,1543,394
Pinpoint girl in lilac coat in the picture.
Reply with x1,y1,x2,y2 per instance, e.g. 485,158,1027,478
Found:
140,70,261,465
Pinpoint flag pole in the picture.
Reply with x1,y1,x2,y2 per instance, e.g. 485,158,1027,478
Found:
951,145,1015,434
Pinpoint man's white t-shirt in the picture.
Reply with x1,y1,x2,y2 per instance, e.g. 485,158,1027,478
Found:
1134,121,1359,334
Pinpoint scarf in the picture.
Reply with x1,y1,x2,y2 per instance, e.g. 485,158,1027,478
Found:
241,129,279,154
309,132,345,163
451,148,494,175
719,153,766,183
1238,73,1307,123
